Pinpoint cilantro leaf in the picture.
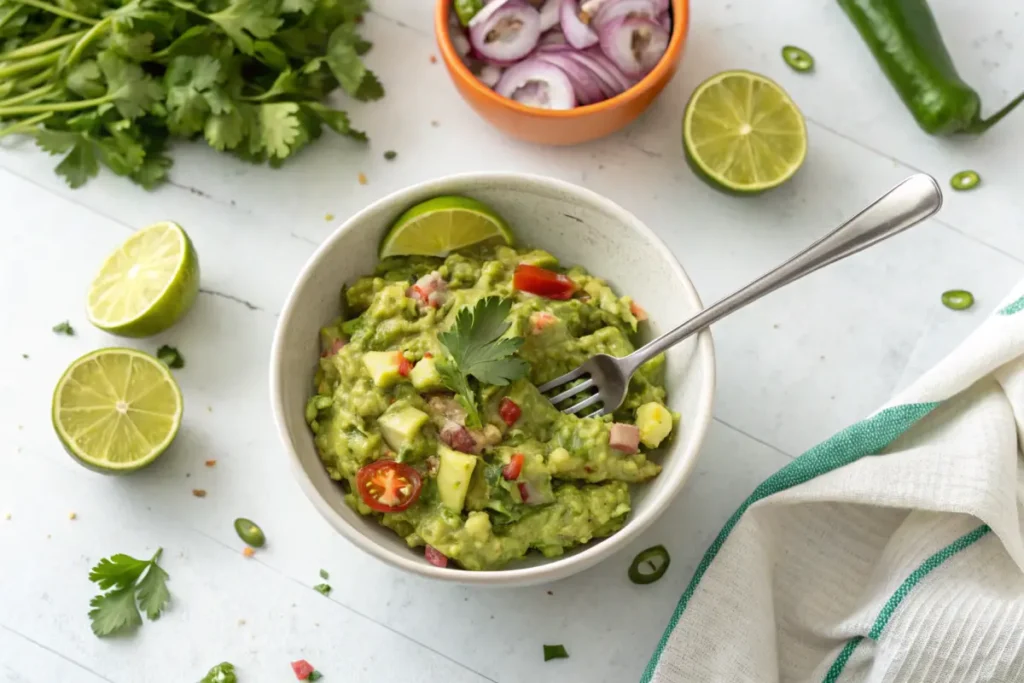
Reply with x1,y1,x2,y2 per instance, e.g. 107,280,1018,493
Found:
319,568,329,579
313,582,331,596
325,23,382,101
165,55,230,136
256,102,301,159
53,135,100,188
97,52,165,119
205,107,248,151
89,553,151,589
200,662,238,683
135,563,170,619
52,320,76,336
89,585,142,636
204,0,284,54
66,61,106,99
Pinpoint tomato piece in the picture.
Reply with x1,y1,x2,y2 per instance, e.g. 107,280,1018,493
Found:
356,461,423,512
513,264,575,300
517,482,530,503
397,352,412,377
630,301,648,321
321,338,346,358
291,660,315,680
425,545,448,568
503,452,525,480
499,397,522,427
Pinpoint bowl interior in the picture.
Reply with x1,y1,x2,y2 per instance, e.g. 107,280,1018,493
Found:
272,173,714,584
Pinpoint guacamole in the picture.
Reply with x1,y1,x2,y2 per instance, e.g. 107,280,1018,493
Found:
305,244,675,570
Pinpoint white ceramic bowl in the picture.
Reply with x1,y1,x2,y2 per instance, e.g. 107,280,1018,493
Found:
270,172,716,586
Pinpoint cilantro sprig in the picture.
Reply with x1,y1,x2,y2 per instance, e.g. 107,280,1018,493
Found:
0,0,381,188
88,548,170,637
437,297,529,427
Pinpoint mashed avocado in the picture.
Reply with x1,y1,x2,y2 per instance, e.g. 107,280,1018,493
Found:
306,245,674,570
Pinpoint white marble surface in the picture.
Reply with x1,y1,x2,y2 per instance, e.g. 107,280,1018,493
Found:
1,1,1022,681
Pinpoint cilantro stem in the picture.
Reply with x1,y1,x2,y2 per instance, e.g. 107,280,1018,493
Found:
0,84,57,108
0,31,83,61
11,0,97,24
0,112,53,138
19,67,57,90
0,94,110,116
0,52,60,80
64,17,111,68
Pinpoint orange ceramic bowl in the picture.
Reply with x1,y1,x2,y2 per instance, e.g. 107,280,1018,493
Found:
435,0,689,146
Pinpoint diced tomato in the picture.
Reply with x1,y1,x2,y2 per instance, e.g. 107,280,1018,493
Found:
518,482,530,503
503,452,525,480
291,660,315,680
423,352,433,359
321,338,346,357
499,397,522,427
529,311,558,334
513,264,576,300
407,271,448,308
425,545,448,567
630,301,648,321
440,421,479,454
356,461,423,512
397,352,412,377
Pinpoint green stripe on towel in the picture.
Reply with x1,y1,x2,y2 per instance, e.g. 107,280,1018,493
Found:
641,402,939,683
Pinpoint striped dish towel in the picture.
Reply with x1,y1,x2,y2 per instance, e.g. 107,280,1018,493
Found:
643,286,1024,683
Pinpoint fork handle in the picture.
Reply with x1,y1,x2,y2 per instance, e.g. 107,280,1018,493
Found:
627,174,943,369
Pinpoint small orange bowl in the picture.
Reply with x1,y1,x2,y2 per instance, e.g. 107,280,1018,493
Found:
435,0,689,146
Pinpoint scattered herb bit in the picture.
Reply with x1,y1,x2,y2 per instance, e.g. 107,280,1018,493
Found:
21,353,28,359
205,459,217,467
313,583,332,596
325,213,335,221
383,150,397,161
941,289,974,311
0,0,383,189
543,644,569,661
70,512,78,520
454,0,484,25
88,548,170,637
242,546,255,558
4,513,11,520
192,489,207,498
781,45,814,72
950,170,980,191
234,518,266,547
546,590,553,596
52,321,75,335
436,297,529,427
319,568,329,579
628,545,670,585
292,660,316,680
200,662,237,683
308,672,323,682
358,172,368,185
157,345,185,369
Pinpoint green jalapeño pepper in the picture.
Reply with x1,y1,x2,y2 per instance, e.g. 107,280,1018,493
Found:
838,0,1024,135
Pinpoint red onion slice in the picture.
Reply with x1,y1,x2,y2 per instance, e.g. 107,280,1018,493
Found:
495,59,577,109
469,0,542,62
477,63,504,87
538,0,560,31
653,0,668,12
593,0,658,28
534,51,605,104
568,48,632,94
580,0,612,15
658,10,671,32
539,28,568,45
559,0,599,49
597,16,668,78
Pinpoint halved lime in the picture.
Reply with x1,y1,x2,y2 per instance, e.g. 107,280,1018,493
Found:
379,196,514,259
683,70,807,194
87,221,200,338
52,348,183,473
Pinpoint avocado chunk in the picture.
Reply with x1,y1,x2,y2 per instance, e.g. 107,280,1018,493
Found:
518,249,559,268
377,406,429,451
410,357,444,392
636,402,673,448
363,351,403,388
437,445,477,512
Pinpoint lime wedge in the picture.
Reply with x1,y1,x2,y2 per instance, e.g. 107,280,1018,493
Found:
379,196,514,259
87,221,200,338
683,70,807,194
52,348,183,473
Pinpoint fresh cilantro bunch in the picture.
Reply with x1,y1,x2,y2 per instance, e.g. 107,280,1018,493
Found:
0,0,381,188
437,297,530,427
88,547,171,636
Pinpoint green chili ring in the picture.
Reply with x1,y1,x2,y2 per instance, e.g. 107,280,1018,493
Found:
950,170,980,191
941,289,974,311
628,544,671,584
234,518,267,547
781,45,814,72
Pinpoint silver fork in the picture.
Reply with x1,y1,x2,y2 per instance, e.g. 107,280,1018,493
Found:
539,174,944,416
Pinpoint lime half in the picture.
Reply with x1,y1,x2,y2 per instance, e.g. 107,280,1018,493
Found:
87,221,200,338
379,196,514,259
52,348,183,473
683,70,807,194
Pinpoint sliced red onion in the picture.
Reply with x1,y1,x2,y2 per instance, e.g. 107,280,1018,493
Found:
559,0,599,49
658,10,671,32
580,0,612,15
653,0,668,12
538,0,560,31
598,16,668,78
469,0,542,62
564,48,632,95
539,28,568,45
593,0,658,28
584,47,636,88
495,59,576,109
534,51,604,104
477,63,504,86
452,31,471,58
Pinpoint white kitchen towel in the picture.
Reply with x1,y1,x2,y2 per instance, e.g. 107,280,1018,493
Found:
643,285,1024,683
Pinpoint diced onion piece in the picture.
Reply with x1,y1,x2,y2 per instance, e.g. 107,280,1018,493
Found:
469,0,542,62
476,63,504,86
560,0,599,49
593,0,658,28
495,59,577,109
452,31,472,58
598,16,669,78
539,28,567,45
538,0,560,31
